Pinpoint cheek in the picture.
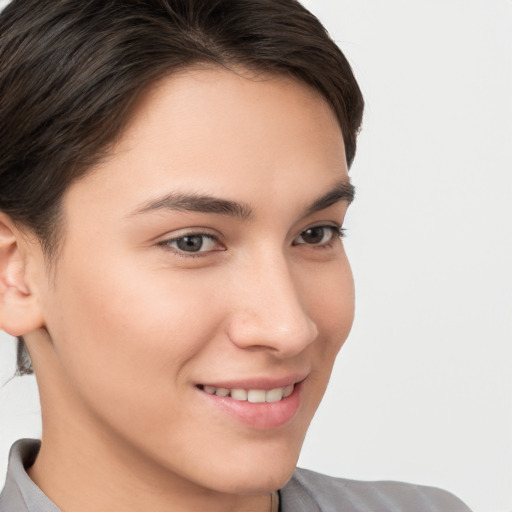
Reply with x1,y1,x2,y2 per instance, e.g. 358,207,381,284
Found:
43,253,223,414
305,257,355,352
295,257,354,417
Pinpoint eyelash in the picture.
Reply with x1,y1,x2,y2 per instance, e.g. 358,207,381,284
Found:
292,225,346,248
157,230,221,258
158,225,346,258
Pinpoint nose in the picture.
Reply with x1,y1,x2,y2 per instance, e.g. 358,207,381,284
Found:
226,252,318,358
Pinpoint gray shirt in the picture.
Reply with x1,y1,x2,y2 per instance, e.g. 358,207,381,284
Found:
0,439,472,512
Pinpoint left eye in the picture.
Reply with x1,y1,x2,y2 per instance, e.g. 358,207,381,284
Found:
293,226,342,246
164,234,220,253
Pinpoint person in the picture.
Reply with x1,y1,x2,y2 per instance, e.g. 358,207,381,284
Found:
0,0,472,510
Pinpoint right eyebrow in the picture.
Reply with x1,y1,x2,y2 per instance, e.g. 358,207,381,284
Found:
129,192,253,221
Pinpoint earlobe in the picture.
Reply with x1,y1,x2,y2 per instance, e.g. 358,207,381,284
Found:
0,214,45,336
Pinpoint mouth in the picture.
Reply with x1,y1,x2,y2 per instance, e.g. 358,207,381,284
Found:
197,384,295,403
195,376,306,429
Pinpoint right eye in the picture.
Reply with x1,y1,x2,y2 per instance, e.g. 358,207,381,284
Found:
160,233,223,255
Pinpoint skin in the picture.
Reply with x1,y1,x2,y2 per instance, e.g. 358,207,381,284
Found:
0,68,354,512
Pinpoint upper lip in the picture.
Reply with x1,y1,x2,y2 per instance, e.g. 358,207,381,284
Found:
197,373,309,391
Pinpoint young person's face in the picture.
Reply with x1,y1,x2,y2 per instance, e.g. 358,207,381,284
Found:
31,68,354,494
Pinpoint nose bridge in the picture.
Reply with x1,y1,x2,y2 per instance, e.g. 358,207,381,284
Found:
227,245,318,356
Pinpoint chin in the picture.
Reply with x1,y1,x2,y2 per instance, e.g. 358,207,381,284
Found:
213,441,304,494
210,460,298,495
164,436,302,495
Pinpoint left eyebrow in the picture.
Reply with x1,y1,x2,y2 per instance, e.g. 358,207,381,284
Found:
304,179,355,216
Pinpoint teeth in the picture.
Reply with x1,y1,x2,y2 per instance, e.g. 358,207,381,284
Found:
231,389,247,401
283,384,294,398
247,390,266,403
201,384,294,403
265,388,284,402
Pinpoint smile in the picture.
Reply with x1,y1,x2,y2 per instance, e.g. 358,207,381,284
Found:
199,384,295,403
196,377,305,429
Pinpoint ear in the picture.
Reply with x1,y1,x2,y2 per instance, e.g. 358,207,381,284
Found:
0,213,45,336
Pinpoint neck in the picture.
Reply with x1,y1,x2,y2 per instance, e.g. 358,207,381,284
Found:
29,435,272,512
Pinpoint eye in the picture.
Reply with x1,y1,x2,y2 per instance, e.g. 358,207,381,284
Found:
160,233,222,254
293,225,344,247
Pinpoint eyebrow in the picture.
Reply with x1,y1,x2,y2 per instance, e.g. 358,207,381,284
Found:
304,180,355,216
132,192,253,220
130,179,354,220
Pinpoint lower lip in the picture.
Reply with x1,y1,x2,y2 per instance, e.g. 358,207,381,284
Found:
198,382,303,430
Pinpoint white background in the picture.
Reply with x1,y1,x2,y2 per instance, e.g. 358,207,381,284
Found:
1,1,511,512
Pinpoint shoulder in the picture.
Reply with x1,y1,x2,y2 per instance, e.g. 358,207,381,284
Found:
280,467,472,512
0,439,60,512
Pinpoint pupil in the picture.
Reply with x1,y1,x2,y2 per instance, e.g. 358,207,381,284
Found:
303,227,324,244
177,235,203,252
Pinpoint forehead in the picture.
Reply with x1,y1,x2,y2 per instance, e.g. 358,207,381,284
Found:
63,67,348,223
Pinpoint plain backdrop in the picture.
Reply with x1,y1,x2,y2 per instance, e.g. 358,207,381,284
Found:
0,1,511,512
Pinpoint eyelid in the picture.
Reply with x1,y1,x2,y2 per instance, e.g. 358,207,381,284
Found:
154,222,345,258
155,226,221,242
293,224,346,247
156,228,225,257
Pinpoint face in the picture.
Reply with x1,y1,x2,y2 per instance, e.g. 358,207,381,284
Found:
33,68,354,494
